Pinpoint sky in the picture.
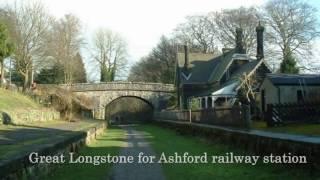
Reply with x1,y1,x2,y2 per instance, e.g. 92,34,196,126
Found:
1,0,320,80
40,0,264,61
40,0,265,80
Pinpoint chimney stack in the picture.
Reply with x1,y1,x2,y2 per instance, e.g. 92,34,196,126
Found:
235,28,245,54
184,44,189,70
256,21,264,60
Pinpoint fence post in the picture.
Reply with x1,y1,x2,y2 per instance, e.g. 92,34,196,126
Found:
266,104,274,127
189,109,192,123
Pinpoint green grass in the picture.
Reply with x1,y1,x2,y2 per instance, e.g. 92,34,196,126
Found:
136,124,319,180
47,127,126,180
0,88,39,110
253,121,320,136
0,120,106,160
0,137,51,158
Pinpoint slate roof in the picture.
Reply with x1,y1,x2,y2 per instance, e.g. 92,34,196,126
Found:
230,60,261,80
177,49,261,84
177,50,236,84
177,52,218,84
208,50,235,83
267,74,320,86
177,47,270,98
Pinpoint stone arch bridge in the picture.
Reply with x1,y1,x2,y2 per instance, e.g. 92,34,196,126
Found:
38,82,174,119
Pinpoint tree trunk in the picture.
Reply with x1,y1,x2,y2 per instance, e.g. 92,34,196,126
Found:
23,70,29,92
100,66,108,82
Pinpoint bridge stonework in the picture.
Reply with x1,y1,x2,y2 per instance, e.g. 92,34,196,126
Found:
40,82,175,120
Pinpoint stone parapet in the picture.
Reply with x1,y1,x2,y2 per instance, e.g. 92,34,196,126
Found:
38,82,175,93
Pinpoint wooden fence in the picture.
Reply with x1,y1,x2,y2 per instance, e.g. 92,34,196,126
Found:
265,102,320,126
154,105,251,128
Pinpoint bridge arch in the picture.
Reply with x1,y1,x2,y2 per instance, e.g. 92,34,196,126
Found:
105,96,154,124
105,95,154,110
38,82,175,119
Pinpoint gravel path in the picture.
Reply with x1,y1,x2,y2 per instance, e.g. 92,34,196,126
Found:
109,125,165,180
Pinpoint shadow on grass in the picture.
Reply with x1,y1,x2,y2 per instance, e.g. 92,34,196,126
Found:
0,120,106,161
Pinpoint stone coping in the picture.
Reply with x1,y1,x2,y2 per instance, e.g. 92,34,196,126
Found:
156,119,320,145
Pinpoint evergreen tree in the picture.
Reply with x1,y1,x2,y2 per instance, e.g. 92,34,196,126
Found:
0,22,14,85
279,50,299,74
36,53,87,84
72,53,87,83
35,64,64,84
10,69,24,86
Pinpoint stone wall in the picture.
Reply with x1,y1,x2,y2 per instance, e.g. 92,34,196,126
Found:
0,109,60,125
154,120,320,169
38,82,175,93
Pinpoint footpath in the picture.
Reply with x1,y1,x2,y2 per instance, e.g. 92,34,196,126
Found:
109,125,165,180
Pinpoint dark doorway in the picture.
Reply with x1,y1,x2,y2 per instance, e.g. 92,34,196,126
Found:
105,96,153,125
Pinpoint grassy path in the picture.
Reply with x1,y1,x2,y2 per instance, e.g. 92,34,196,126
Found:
136,124,319,180
47,127,126,180
109,125,165,180
46,124,319,180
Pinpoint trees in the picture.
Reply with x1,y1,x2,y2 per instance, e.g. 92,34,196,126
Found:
174,15,217,53
91,28,128,82
35,65,63,84
279,50,299,73
1,2,86,86
128,36,176,84
212,7,260,54
46,14,83,84
238,72,258,104
1,1,52,90
264,0,320,71
149,36,176,83
173,8,260,55
35,20,87,84
72,53,87,83
0,22,13,85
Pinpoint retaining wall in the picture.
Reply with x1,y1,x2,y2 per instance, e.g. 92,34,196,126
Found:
0,122,107,180
154,120,320,170
0,109,60,125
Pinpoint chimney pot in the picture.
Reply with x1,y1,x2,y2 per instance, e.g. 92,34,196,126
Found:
184,44,189,70
235,28,245,54
256,21,264,60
